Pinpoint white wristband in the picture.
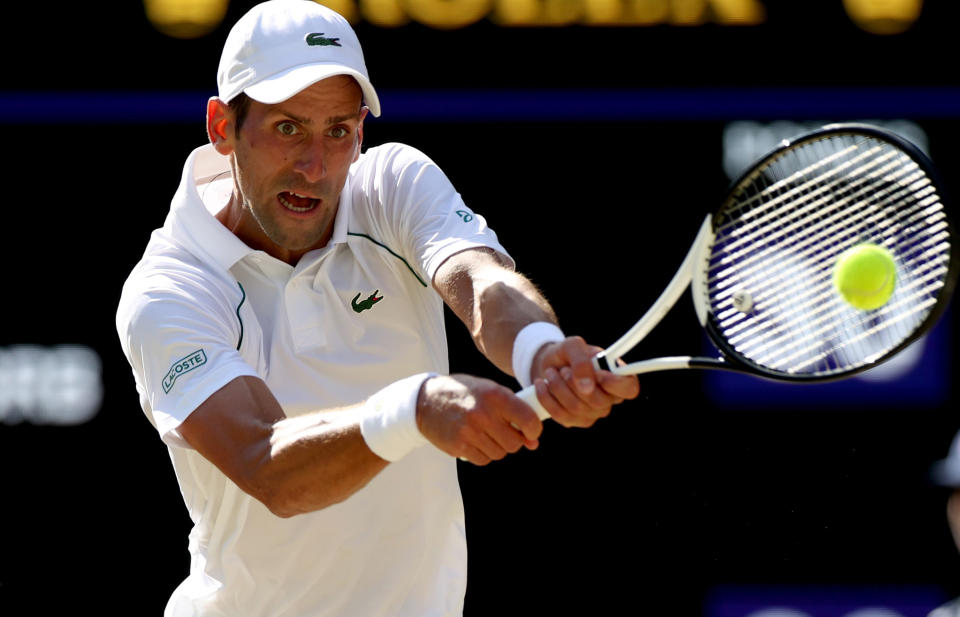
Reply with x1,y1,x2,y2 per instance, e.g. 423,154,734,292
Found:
360,372,436,462
512,321,565,388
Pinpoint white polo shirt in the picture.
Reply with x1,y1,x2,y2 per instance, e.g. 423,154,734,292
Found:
116,142,513,617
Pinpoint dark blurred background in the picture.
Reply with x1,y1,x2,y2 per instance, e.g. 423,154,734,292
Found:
2,1,959,615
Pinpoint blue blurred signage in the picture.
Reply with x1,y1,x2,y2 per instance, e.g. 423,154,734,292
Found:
705,585,948,617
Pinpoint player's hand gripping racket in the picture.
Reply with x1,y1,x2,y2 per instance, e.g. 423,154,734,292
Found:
519,123,957,420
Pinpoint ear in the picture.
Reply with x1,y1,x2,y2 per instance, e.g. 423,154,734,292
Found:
206,97,235,155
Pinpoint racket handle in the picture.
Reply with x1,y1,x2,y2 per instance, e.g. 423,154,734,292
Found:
516,384,551,421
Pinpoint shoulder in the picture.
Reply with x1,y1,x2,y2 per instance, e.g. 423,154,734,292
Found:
121,235,240,307
353,142,442,181
359,142,435,165
117,233,244,343
351,142,459,203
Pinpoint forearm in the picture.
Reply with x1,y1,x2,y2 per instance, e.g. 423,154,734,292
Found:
179,376,392,518
433,250,640,430
472,274,558,374
436,249,558,376
253,410,389,517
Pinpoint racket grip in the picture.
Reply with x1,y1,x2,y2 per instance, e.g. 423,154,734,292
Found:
516,384,551,421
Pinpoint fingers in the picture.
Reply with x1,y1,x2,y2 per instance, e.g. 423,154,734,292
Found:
597,370,641,401
419,375,542,466
567,341,604,397
533,368,615,428
455,410,540,465
530,336,640,428
536,336,601,392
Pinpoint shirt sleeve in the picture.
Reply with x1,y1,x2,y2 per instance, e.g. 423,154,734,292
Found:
356,143,515,281
117,272,259,448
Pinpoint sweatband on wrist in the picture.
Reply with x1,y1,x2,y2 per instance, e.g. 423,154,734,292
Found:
360,372,436,462
512,321,565,388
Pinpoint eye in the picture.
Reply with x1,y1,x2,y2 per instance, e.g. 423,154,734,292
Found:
276,121,300,136
328,126,350,139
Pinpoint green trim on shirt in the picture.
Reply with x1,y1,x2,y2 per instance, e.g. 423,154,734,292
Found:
236,282,246,350
347,232,428,288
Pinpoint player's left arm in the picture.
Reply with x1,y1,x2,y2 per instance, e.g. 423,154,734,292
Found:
432,247,639,427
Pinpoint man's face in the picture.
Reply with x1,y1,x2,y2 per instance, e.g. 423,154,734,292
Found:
220,76,367,263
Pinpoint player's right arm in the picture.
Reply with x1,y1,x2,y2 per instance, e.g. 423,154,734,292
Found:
118,278,539,518
178,371,542,517
116,273,390,516
176,374,389,517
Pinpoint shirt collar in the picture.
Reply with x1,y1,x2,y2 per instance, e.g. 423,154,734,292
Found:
165,144,353,272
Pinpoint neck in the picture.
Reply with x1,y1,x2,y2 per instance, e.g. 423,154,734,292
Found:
215,195,336,266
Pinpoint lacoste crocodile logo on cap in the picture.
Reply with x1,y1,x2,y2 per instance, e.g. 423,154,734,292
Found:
306,32,341,47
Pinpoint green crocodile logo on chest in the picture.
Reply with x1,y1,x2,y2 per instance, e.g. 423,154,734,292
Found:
351,290,383,313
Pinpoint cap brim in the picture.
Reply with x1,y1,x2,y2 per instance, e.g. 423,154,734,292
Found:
244,63,381,117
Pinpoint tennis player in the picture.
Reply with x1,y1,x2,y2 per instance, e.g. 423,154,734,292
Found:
116,1,638,615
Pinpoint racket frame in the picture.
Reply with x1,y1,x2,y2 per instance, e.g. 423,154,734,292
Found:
595,123,957,383
518,123,957,421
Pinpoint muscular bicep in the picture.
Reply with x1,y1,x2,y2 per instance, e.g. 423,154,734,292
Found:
178,375,284,501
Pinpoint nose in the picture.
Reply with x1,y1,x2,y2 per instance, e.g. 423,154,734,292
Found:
294,140,326,183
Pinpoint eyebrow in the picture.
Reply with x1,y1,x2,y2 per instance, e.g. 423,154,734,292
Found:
275,108,362,126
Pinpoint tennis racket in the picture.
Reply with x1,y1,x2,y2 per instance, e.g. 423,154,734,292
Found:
519,123,957,420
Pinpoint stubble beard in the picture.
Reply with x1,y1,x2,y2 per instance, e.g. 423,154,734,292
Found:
246,195,330,253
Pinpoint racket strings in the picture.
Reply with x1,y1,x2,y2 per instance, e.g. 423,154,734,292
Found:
716,237,950,368
731,265,947,368
713,188,945,317
731,174,945,370
712,167,942,323
715,145,895,248
712,153,928,284
713,165,931,282
732,226,946,372
776,294,939,372
705,132,952,376
721,251,949,348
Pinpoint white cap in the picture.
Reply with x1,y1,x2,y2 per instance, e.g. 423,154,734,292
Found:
217,0,381,116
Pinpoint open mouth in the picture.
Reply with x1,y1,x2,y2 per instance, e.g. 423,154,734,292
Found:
278,191,319,213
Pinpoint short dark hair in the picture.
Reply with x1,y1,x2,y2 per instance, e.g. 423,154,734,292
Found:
227,93,252,135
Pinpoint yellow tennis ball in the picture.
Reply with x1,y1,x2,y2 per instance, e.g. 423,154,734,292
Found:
833,243,897,310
